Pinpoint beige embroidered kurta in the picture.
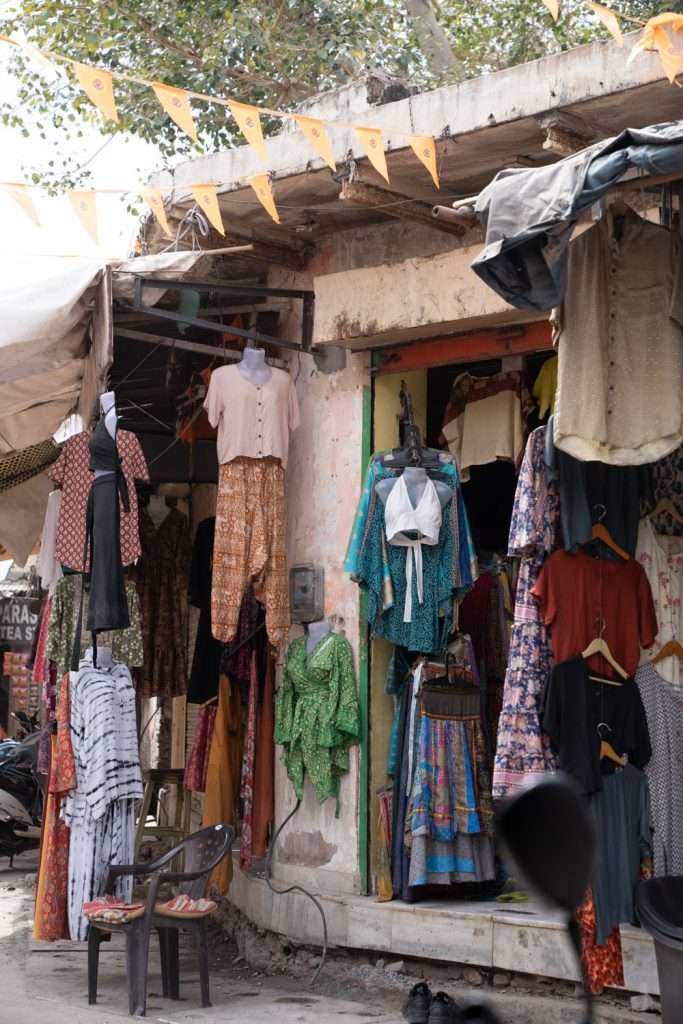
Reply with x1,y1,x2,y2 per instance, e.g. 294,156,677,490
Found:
203,364,300,467
553,209,683,465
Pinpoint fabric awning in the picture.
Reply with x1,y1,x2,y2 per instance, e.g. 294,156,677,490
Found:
0,256,111,455
0,249,209,563
0,249,209,457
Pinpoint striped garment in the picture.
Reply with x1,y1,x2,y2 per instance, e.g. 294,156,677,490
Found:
636,662,683,877
63,656,143,941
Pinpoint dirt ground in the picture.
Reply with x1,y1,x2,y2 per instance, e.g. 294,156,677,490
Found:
0,854,660,1023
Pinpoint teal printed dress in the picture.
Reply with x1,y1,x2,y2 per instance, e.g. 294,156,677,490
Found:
345,454,477,654
358,496,455,654
344,453,478,594
274,632,360,813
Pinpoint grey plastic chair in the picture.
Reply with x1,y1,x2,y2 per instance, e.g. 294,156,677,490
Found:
87,823,233,1017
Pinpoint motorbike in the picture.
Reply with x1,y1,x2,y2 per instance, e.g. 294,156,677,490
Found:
0,722,43,867
0,739,20,763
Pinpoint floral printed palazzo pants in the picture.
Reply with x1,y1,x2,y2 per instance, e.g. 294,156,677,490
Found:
212,457,289,648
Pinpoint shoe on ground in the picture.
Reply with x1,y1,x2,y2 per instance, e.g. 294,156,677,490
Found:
402,982,433,1024
427,991,464,1024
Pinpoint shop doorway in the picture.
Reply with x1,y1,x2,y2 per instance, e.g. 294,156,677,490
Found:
367,321,554,901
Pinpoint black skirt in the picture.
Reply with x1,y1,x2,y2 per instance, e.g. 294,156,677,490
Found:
86,474,130,633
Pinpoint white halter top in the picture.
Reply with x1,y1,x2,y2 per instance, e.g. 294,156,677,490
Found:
384,474,443,623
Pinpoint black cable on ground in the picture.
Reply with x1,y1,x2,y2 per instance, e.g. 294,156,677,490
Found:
264,799,329,988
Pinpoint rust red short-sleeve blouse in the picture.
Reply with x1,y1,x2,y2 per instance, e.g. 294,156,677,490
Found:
532,549,657,678
49,430,149,571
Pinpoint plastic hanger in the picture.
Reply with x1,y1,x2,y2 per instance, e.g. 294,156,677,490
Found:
647,497,683,529
582,637,628,682
377,381,443,470
651,639,683,666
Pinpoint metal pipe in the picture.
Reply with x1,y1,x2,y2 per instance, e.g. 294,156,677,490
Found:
114,327,288,367
431,204,477,228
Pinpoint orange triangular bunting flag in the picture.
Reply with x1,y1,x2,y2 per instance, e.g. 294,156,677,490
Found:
191,184,224,235
73,63,119,123
587,2,624,46
248,175,280,224
68,191,98,244
541,0,559,19
354,127,389,183
5,184,40,227
653,25,683,84
408,135,440,188
152,83,197,142
294,115,336,171
142,188,172,237
228,101,267,162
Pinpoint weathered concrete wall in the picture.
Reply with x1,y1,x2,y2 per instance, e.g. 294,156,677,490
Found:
237,265,370,895
312,242,544,348
275,347,369,894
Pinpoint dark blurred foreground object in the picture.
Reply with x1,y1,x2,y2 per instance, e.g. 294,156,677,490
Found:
497,774,597,1024
637,878,683,1024
403,776,597,1024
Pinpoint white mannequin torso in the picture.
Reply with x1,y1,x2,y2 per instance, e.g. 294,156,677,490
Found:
239,347,272,387
376,467,452,510
95,391,117,479
147,495,171,527
306,617,331,654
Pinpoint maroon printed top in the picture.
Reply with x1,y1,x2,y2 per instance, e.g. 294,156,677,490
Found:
48,430,149,571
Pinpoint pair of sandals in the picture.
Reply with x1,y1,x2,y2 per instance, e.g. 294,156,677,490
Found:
402,983,499,1024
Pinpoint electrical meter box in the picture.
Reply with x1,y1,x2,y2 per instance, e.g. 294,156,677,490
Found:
289,563,324,624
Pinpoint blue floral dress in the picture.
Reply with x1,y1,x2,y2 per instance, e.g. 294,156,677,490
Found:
492,427,560,798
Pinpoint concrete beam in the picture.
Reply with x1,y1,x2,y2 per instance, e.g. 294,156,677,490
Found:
340,180,466,236
313,242,543,348
153,31,668,201
537,110,596,156
144,218,311,271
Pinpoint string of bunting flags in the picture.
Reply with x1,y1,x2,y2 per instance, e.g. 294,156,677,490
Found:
540,3,683,84
0,34,440,187
0,3,681,244
0,176,280,244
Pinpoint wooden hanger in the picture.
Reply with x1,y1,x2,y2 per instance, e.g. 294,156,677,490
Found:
582,637,628,682
597,723,626,766
590,522,630,560
647,497,683,529
651,639,683,666
600,739,626,766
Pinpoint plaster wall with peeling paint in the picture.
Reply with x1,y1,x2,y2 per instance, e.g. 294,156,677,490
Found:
223,259,373,894
270,348,369,893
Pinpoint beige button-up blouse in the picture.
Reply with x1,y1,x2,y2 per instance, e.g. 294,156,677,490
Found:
204,364,300,467
553,208,683,465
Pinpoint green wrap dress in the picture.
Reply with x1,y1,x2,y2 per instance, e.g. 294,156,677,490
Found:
274,632,360,813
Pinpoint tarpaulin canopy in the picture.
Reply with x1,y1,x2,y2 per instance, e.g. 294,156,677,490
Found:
472,120,683,311
0,256,111,455
0,249,208,563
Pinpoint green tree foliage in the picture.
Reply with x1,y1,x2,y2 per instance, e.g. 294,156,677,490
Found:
0,0,677,185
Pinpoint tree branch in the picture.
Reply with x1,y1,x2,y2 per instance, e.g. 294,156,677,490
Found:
107,0,205,67
405,0,465,79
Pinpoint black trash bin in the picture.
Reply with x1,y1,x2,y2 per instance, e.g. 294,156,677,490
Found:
636,877,683,1023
